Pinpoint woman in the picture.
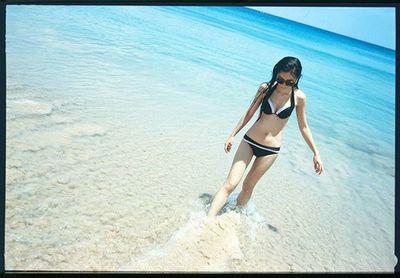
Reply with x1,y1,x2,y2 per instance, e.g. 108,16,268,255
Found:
207,56,323,219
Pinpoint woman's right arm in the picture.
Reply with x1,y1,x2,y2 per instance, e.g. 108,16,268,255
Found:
225,82,269,153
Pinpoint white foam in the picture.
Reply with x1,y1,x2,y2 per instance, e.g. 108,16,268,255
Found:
224,192,269,241
123,202,245,271
120,193,283,271
62,123,106,137
7,99,53,117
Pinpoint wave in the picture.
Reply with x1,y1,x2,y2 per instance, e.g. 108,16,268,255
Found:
118,192,275,272
7,99,53,118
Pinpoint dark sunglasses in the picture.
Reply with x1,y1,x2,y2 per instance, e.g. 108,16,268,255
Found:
276,76,296,86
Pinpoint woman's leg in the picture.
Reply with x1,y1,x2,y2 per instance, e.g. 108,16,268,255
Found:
236,153,278,208
207,140,253,218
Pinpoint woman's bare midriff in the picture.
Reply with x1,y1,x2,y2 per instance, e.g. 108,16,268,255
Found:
245,112,290,147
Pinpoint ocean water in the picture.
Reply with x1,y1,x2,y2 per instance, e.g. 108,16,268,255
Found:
5,5,396,272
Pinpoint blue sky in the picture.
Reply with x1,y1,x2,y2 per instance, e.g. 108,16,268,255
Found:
247,7,396,50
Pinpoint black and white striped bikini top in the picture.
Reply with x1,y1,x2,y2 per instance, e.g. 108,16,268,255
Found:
261,82,295,119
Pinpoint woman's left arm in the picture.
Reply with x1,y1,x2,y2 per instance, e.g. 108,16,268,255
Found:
295,90,324,175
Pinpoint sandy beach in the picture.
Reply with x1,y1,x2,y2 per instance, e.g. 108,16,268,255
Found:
5,5,396,272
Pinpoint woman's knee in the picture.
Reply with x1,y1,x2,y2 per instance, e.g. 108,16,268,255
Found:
223,179,239,193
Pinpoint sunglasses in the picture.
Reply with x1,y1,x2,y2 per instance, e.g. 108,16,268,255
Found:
276,76,296,86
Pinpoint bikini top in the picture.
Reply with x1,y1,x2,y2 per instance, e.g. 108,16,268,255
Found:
260,82,296,119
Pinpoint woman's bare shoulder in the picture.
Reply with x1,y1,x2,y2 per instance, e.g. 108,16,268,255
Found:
294,88,306,106
295,88,306,99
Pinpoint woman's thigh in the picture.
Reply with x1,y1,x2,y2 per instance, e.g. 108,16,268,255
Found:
225,139,254,186
242,153,278,188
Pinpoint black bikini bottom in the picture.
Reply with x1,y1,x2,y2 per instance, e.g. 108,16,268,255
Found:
243,134,280,157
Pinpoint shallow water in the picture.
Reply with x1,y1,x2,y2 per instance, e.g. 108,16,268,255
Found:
5,5,396,272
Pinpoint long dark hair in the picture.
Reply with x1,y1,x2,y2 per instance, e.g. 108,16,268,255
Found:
255,56,303,121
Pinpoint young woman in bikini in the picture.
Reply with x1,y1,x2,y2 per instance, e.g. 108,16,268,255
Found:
207,56,324,218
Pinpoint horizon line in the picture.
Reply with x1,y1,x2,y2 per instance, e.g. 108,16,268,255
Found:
244,6,395,51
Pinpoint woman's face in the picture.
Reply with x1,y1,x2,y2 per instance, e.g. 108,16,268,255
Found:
276,71,297,89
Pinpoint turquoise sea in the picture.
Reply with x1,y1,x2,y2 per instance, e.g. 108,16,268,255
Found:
5,5,396,272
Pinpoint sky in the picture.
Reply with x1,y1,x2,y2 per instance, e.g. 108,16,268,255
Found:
247,7,396,50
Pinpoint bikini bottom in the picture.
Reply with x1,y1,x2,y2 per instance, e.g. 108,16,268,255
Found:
243,134,280,157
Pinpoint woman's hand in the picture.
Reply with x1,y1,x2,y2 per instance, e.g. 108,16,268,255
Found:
313,153,323,175
224,136,234,153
